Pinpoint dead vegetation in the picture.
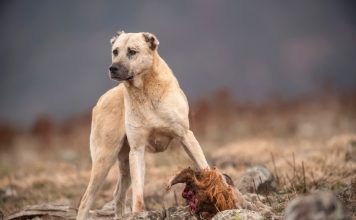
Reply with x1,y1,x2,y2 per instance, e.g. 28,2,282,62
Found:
0,89,355,218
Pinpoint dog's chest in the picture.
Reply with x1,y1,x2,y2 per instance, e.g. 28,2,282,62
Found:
146,128,175,153
125,94,173,128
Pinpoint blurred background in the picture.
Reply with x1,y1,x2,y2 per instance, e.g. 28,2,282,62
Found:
0,0,355,218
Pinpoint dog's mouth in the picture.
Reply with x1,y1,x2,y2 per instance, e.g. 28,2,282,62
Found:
125,76,134,80
110,74,134,81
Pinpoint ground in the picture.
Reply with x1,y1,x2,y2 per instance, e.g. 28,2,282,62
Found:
0,89,355,218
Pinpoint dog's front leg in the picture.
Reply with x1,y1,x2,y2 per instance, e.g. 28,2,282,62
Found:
181,130,210,169
129,146,145,212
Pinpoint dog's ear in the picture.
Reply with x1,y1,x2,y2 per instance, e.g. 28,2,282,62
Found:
142,32,159,50
110,30,125,45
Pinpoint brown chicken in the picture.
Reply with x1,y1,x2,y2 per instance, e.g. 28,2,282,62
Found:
167,167,238,219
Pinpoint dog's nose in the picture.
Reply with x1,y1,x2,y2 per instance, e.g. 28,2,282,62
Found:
109,65,119,73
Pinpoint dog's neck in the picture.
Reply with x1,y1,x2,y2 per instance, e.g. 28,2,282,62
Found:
123,53,177,102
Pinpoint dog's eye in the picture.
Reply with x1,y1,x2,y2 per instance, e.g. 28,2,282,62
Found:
113,49,119,56
127,48,138,57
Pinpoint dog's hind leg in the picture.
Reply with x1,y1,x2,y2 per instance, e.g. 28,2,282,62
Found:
113,137,131,217
76,137,121,220
76,85,127,220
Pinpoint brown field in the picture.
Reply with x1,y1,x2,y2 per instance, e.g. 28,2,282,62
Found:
0,89,355,218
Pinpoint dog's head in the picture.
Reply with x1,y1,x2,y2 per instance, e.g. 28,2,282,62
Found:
109,31,159,81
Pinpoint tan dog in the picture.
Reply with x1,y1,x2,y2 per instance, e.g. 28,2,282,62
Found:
76,31,209,220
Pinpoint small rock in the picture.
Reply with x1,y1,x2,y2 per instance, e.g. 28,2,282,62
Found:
212,209,263,220
117,206,196,220
101,199,131,214
101,200,115,210
166,206,197,220
100,201,196,219
238,165,276,194
284,191,348,220
0,187,17,202
118,209,165,220
345,140,356,162
101,202,196,219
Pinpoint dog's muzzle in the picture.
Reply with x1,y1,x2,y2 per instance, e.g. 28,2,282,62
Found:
109,64,133,81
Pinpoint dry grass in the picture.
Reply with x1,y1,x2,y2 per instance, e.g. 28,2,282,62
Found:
0,89,355,218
